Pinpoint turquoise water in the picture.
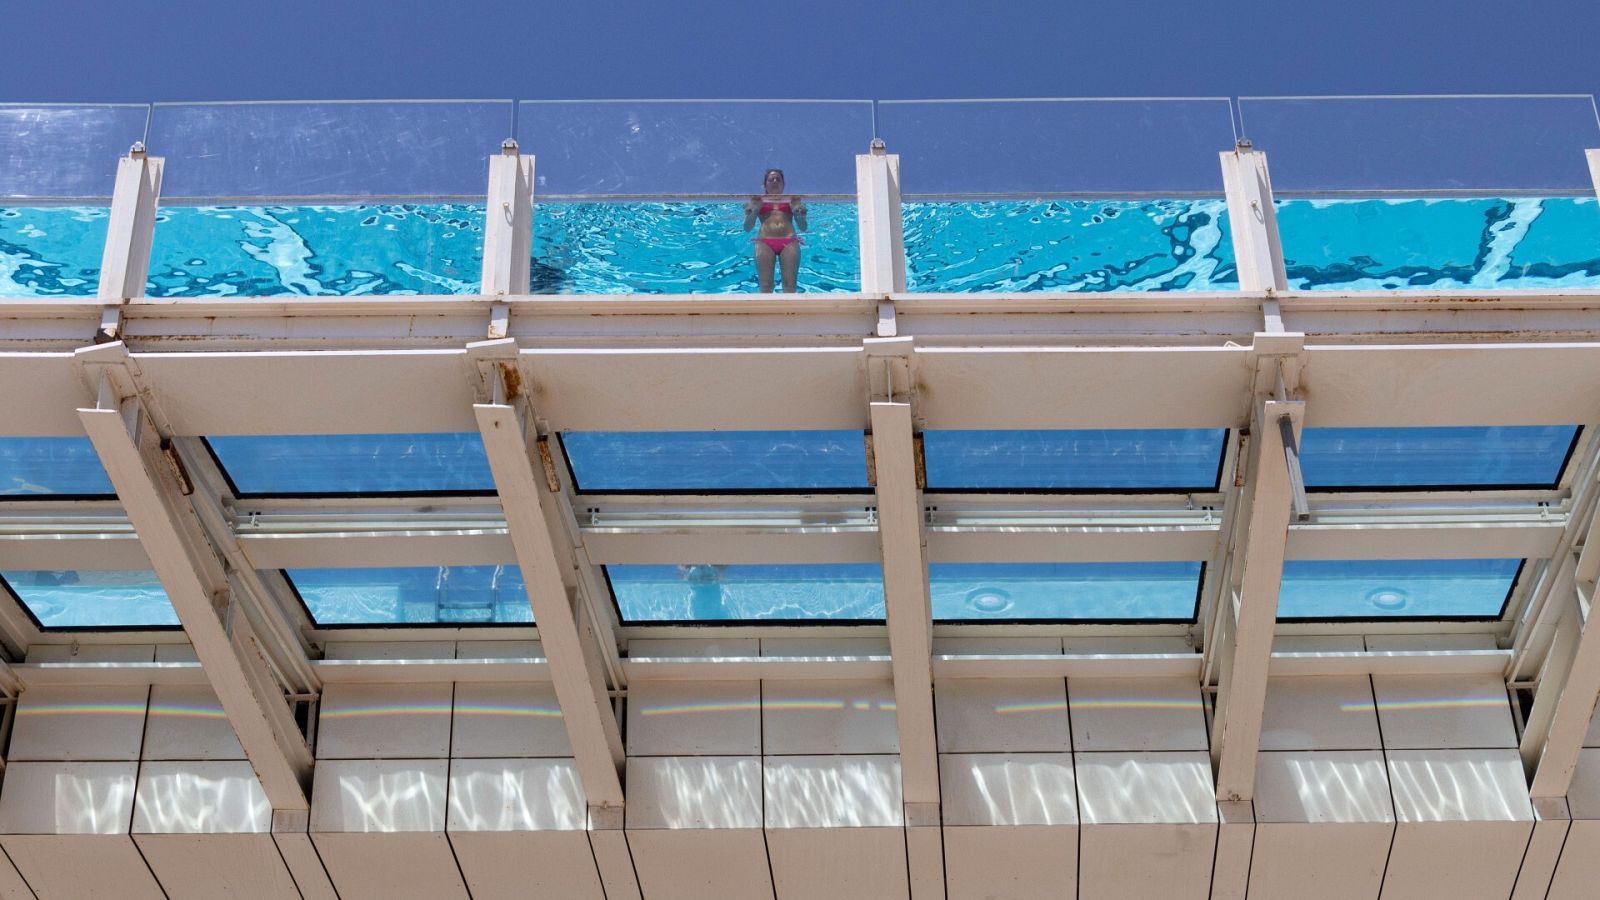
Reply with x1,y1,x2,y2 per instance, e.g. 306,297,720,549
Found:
904,199,1237,291
4,198,1599,297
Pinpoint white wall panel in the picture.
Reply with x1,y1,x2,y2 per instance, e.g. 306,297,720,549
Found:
626,680,760,755
1260,676,1381,751
1249,751,1393,900
765,755,907,900
141,684,244,760
940,752,1076,900
9,686,149,762
1075,751,1216,900
450,682,570,758
1382,748,1534,900
763,679,898,755
447,758,601,900
0,761,162,900
626,756,772,900
135,835,299,900
132,760,295,899
1370,674,1517,750
934,679,1070,753
1068,678,1207,752
311,759,467,900
317,683,454,759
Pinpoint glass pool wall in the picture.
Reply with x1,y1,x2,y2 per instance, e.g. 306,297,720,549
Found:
9,196,1600,297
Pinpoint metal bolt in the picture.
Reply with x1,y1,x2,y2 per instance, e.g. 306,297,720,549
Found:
1236,137,1254,151
129,141,146,158
501,138,519,155
869,137,887,155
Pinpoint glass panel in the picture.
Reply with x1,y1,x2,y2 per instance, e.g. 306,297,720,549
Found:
286,566,532,626
923,429,1226,492
562,431,869,493
207,434,494,497
146,204,485,297
606,564,884,623
516,101,872,196
1237,96,1600,193
1240,96,1600,291
0,438,115,497
930,562,1202,622
142,102,509,298
877,100,1239,292
1278,559,1522,620
516,101,870,294
148,101,513,199
0,104,145,297
0,570,178,630
1300,426,1578,490
0,104,148,199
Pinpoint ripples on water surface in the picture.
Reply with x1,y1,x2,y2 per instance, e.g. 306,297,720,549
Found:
3,198,1599,297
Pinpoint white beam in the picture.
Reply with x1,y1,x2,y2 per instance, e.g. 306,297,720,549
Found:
77,384,313,811
474,398,626,807
857,141,906,295
480,143,534,297
1212,398,1302,802
869,389,940,807
1527,494,1600,798
1220,143,1287,293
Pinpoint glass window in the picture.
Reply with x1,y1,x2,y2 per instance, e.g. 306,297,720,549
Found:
1277,559,1522,620
207,434,494,497
562,431,869,493
0,438,115,498
606,564,885,623
1300,426,1578,490
285,565,532,627
930,562,1203,622
923,429,1226,492
0,570,179,630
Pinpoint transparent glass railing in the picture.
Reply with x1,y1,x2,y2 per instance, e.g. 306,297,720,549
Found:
1238,95,1600,290
517,100,870,293
876,98,1239,292
0,104,149,298
139,101,513,298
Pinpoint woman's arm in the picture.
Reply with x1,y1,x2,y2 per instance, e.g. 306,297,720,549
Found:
792,196,808,232
743,196,760,232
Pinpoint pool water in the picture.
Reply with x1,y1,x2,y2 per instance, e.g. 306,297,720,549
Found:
3,198,1599,297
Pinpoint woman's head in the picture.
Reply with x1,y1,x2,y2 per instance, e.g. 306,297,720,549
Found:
763,168,785,193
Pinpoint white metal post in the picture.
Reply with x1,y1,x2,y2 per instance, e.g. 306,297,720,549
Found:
96,146,163,340
857,141,907,328
864,335,943,899
75,357,313,812
1212,396,1302,802
480,140,535,297
1220,143,1287,293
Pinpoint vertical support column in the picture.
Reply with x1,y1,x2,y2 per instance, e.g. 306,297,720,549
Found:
480,140,535,297
1526,494,1600,799
866,336,944,900
1212,394,1303,802
95,145,163,341
74,361,313,812
858,140,907,339
1220,142,1287,293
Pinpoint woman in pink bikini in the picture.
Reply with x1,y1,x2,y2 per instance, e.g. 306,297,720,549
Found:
743,168,808,292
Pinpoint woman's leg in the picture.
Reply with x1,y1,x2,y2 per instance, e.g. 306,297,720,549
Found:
754,242,777,293
779,240,801,293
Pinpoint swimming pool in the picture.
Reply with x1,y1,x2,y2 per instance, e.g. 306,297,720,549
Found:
3,197,1598,297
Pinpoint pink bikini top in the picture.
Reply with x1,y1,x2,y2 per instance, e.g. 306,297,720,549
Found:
758,202,792,215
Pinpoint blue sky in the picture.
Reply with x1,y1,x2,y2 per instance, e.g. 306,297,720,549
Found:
4,0,1598,102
